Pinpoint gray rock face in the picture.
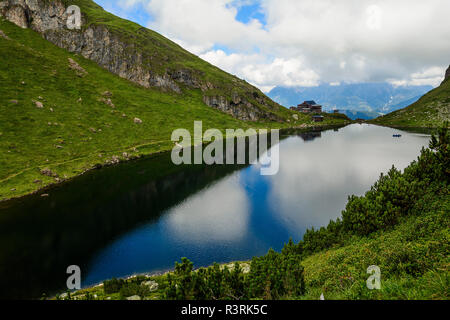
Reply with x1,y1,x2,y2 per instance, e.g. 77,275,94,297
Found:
203,95,279,122
0,0,282,122
445,65,450,82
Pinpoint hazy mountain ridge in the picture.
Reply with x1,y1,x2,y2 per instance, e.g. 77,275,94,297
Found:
371,66,450,128
268,83,433,119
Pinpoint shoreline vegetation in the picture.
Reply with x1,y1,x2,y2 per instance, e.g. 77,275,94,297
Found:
54,124,449,301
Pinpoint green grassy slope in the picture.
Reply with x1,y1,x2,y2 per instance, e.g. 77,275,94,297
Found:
370,77,450,128
301,194,449,300
0,18,347,202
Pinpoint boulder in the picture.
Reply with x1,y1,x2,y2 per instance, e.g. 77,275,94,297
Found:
134,117,143,124
100,97,115,108
126,295,141,300
142,280,159,292
40,168,58,178
33,100,44,108
68,58,87,77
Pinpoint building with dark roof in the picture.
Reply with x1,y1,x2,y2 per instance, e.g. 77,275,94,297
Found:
312,115,324,122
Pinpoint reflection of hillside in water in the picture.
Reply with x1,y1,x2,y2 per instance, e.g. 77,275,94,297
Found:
0,152,244,299
0,132,285,299
298,131,322,142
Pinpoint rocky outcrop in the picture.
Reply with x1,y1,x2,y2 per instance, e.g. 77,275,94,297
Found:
203,95,279,122
0,0,282,121
444,65,450,83
68,58,87,77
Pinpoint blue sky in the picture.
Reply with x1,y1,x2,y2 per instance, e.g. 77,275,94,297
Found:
92,0,449,92
94,0,152,27
232,1,266,26
94,0,266,30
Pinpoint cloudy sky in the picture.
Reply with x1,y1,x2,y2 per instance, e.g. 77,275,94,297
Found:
94,0,450,92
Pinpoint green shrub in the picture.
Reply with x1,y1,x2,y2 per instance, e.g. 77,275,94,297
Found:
103,278,125,294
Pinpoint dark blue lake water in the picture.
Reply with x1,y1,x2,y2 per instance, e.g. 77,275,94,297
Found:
0,124,430,298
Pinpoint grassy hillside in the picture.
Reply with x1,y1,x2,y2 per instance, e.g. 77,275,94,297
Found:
26,0,294,120
370,76,450,128
56,126,449,301
0,17,347,202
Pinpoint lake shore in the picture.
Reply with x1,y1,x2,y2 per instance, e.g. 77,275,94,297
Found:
0,122,350,204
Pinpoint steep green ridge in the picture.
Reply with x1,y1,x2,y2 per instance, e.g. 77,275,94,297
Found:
0,17,347,202
371,71,450,128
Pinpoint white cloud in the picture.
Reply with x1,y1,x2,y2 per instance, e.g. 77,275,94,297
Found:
98,0,450,91
200,50,320,91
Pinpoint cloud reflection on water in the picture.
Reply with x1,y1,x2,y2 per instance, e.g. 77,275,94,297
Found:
165,174,250,243
267,124,430,233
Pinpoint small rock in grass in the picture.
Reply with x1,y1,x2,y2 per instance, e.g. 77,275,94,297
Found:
41,194,49,197
142,281,159,292
68,58,88,77
134,117,143,124
41,168,58,178
110,156,120,164
33,100,44,108
0,30,10,40
126,295,141,301
100,98,115,108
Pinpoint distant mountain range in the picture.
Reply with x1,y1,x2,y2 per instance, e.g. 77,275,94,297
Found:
268,83,433,120
370,66,450,128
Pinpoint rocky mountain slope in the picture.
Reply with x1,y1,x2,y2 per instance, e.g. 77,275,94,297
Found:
0,0,289,121
370,66,450,128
